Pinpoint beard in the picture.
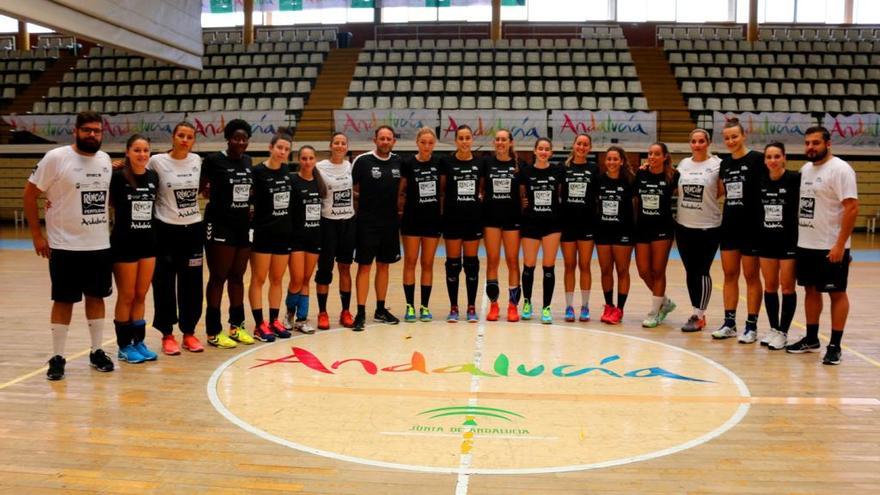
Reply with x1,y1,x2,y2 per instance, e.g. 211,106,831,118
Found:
76,136,102,154
806,148,828,162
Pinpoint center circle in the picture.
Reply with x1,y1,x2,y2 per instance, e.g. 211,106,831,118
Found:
208,322,750,474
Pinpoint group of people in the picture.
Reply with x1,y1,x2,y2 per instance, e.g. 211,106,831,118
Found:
23,111,858,381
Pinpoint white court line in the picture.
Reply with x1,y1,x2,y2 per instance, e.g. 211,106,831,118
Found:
455,293,490,495
380,431,559,441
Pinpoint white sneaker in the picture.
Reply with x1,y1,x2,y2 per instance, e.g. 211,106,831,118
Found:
766,329,788,350
295,320,315,334
759,332,772,346
642,312,660,328
711,323,737,339
284,311,296,330
738,328,758,344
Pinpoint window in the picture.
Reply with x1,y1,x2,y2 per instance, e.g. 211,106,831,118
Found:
0,15,53,34
617,0,677,22
854,0,880,23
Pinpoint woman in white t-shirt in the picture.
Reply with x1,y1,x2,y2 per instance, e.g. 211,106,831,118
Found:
674,128,723,333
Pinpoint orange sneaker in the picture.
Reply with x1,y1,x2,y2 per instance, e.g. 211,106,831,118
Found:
339,310,354,328
487,302,500,321
182,334,204,352
507,303,520,322
161,334,180,356
600,304,615,324
318,311,331,330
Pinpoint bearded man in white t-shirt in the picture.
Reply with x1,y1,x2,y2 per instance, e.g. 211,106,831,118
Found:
23,111,116,381
785,126,859,365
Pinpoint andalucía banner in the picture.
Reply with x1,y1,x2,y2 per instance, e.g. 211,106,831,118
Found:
549,110,657,146
822,112,880,147
712,111,816,146
333,108,440,141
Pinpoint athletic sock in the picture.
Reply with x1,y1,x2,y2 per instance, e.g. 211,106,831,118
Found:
603,290,613,306
724,309,736,327
340,290,351,311
651,296,664,315
87,318,104,352
542,266,555,308
229,305,245,328
509,286,521,305
285,291,298,312
565,291,574,308
377,300,386,311
113,320,131,348
420,284,432,307
830,329,843,347
745,313,758,331
269,308,279,322
463,256,480,307
779,293,796,333
317,292,328,312
617,293,628,311
403,284,415,306
51,323,69,356
445,257,462,307
252,309,264,326
581,290,590,308
522,266,536,302
764,292,780,329
132,320,147,343
486,279,500,302
695,308,705,318
356,304,366,318
806,323,820,342
297,294,310,320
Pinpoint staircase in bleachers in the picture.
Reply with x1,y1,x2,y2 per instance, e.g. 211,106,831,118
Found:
628,47,693,143
0,48,66,114
295,47,361,141
3,49,81,116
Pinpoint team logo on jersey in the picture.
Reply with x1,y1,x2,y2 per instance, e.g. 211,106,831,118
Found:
175,188,198,210
799,197,815,219
333,189,352,206
80,190,106,216
682,184,704,203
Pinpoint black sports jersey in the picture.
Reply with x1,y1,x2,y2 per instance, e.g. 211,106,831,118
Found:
561,161,600,219
759,170,800,245
441,153,483,221
109,168,158,244
596,174,635,229
352,151,402,226
635,169,677,229
518,162,564,221
401,154,442,227
482,155,519,220
252,162,293,236
201,151,253,230
720,150,764,230
290,173,322,243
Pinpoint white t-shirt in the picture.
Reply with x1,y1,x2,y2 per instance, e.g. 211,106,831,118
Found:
148,152,203,225
797,156,858,250
316,158,354,220
674,155,722,229
28,145,112,251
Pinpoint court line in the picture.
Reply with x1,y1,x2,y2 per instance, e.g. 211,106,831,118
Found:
0,337,115,390
381,431,560,441
455,293,490,495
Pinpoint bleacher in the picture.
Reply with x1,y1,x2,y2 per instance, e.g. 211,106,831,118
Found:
0,48,59,108
343,35,647,112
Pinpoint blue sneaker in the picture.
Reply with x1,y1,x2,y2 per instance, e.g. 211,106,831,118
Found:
579,305,591,322
447,306,460,323
404,304,417,323
564,306,575,322
118,344,146,364
133,341,158,361
541,306,553,324
419,306,433,322
522,299,533,320
466,306,478,323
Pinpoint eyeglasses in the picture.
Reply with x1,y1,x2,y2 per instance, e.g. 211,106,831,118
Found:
77,127,102,135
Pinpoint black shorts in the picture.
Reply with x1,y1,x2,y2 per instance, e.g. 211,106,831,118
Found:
291,228,321,255
759,242,797,260
319,217,355,264
595,225,634,246
401,219,442,238
111,235,157,263
49,248,113,303
252,229,292,255
205,219,250,247
560,220,595,242
521,219,562,240
444,218,483,241
482,211,521,231
720,225,760,255
635,225,674,244
356,222,401,264
796,248,851,292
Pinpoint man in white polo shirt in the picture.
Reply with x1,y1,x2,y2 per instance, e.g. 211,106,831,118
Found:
23,111,116,380
785,125,859,365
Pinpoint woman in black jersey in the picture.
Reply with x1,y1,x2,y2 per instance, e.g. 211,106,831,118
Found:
518,137,564,324
248,133,294,343
560,133,599,323
441,125,483,323
481,129,522,322
595,146,636,325
635,142,678,328
110,134,159,364
202,119,255,348
714,117,765,343
399,127,442,323
757,142,800,351
285,145,325,334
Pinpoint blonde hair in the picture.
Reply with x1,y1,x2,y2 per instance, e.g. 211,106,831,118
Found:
415,127,436,140
689,128,710,141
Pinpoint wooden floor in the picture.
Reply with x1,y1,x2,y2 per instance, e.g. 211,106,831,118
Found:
1,227,879,494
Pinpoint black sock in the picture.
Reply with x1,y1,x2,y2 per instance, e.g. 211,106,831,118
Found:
377,300,385,312
132,320,146,343
806,323,820,341
486,279,500,302
114,320,132,348
603,290,613,306
252,308,264,326
206,306,222,336
403,284,415,306
724,309,736,327
745,313,758,331
420,284,432,307
464,256,479,307
542,266,555,308
446,257,462,307
340,291,351,311
318,292,328,312
780,293,796,333
764,292,780,329
229,305,245,328
522,265,536,302
829,329,843,346
356,304,366,317
617,293,628,310
509,286,521,305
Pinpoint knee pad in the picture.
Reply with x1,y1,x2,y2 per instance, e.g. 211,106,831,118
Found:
445,257,462,278
543,266,555,278
314,268,333,286
522,265,536,277
463,256,479,277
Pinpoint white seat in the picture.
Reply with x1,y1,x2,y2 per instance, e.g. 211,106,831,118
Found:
738,98,755,112
358,96,374,109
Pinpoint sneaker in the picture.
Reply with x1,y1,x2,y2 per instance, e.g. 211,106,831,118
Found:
681,315,706,332
352,313,366,332
759,332,772,346
419,306,433,322
133,341,158,361
317,311,331,330
208,332,238,348
229,326,255,345
578,305,591,322
46,355,66,381
607,307,623,325
161,334,181,355
657,298,676,322
89,349,115,372
766,329,788,351
118,344,146,364
295,320,316,334
507,303,520,322
564,306,575,322
339,310,354,328
487,302,500,321
738,328,758,344
447,306,460,323
404,304,417,323
252,322,276,342
642,312,660,328
270,319,292,338
284,310,296,331
541,306,553,324
466,306,478,323
711,323,738,340
600,304,615,324
522,299,533,320
374,307,400,325
182,334,204,352
785,336,821,354
822,345,842,365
